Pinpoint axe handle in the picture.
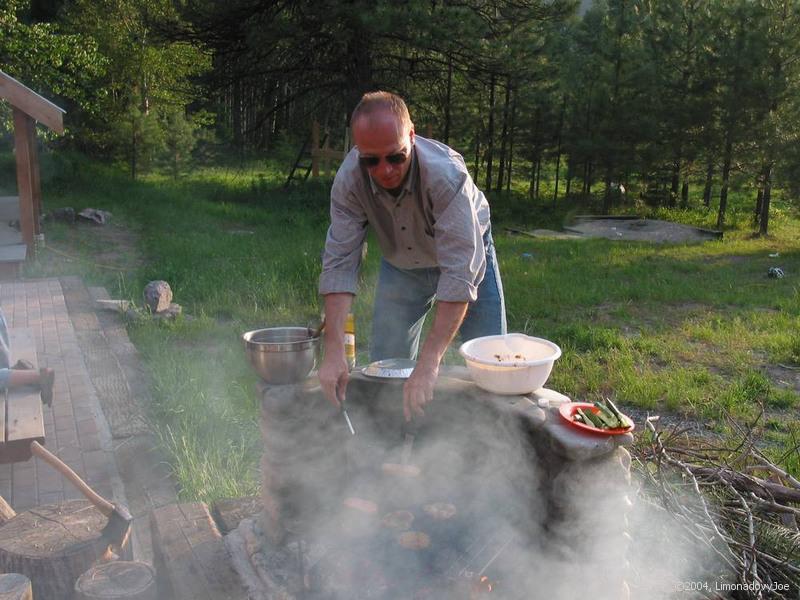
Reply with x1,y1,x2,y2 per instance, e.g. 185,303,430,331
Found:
30,441,114,516
0,494,16,523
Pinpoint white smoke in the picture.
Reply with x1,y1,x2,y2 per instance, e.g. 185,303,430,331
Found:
250,378,732,599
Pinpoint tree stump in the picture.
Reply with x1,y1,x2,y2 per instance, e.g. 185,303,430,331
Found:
0,500,129,600
0,574,33,600
74,561,156,600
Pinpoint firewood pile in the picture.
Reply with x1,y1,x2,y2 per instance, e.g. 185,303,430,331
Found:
631,411,799,599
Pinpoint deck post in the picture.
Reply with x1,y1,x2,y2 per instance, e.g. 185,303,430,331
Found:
12,109,37,257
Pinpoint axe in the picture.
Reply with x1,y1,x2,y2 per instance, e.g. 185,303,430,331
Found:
30,441,132,551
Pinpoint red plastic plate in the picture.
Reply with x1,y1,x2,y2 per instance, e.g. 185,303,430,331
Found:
559,402,635,436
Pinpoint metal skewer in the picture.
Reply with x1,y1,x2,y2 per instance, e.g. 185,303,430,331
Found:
335,378,356,436
341,402,356,436
342,408,356,436
400,420,417,464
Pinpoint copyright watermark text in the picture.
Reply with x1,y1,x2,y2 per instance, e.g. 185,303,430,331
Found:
677,581,790,593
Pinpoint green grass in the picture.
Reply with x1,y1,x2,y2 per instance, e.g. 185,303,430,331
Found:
131,318,262,502
8,149,800,497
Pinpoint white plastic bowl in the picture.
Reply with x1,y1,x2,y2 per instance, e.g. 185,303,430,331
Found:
458,333,562,395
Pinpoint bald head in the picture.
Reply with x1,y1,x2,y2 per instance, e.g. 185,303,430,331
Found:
351,92,416,191
351,91,414,137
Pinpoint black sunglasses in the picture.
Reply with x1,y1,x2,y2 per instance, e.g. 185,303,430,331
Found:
358,152,409,168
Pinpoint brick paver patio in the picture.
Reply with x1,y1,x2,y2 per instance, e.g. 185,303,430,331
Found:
0,279,122,511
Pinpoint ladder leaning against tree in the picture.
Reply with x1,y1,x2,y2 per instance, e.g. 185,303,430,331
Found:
284,121,347,188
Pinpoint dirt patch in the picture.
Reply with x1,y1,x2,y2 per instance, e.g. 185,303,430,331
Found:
89,223,143,266
762,363,800,394
40,220,144,275
707,254,751,265
590,301,715,331
565,217,720,243
624,406,726,444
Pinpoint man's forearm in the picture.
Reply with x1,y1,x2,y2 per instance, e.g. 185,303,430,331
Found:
322,293,355,357
416,301,469,370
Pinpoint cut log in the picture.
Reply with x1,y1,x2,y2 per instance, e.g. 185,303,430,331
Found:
150,502,248,600
74,561,156,600
0,500,130,600
0,573,33,600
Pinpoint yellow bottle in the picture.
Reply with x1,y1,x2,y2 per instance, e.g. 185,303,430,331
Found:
344,313,356,369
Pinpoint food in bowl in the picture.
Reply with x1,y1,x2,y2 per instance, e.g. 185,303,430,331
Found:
493,353,526,362
459,333,561,395
572,398,633,430
559,401,634,435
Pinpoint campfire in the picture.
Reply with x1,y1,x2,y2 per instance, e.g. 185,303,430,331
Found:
226,370,634,600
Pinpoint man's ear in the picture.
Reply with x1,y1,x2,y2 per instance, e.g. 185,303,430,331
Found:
409,127,416,145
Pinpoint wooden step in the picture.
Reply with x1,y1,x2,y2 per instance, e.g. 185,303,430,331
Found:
0,244,26,280
0,198,32,277
0,197,21,222
0,221,24,249
150,503,248,600
0,245,26,262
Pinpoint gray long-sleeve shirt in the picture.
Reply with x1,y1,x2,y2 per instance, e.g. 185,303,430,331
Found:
318,136,492,302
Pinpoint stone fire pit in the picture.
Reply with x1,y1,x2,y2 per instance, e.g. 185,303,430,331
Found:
226,367,634,600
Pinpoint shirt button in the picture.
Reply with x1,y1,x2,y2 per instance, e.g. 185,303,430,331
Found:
401,226,406,231
407,247,412,251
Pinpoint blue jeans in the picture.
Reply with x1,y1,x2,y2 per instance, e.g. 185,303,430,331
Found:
369,231,506,361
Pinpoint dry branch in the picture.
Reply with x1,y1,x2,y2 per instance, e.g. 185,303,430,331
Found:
632,413,800,599
687,466,800,504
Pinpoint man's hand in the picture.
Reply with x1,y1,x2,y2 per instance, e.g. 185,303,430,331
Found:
401,300,468,421
318,292,355,409
319,351,349,409
403,362,439,421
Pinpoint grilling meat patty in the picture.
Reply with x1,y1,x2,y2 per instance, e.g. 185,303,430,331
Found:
422,502,457,520
397,531,431,550
381,462,421,478
343,497,378,514
381,510,415,531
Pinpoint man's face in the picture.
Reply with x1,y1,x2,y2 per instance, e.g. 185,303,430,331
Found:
352,111,415,192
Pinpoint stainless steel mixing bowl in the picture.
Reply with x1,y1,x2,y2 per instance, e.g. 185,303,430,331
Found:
242,327,320,384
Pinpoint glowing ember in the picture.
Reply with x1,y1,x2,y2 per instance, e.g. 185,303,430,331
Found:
470,575,494,597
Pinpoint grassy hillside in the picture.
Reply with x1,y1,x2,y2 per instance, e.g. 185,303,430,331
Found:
6,150,799,500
